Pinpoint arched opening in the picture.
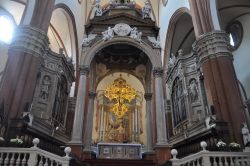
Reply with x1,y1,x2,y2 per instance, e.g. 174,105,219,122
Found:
82,42,156,154
48,6,78,97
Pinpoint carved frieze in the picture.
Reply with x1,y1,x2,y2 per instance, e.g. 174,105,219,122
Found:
10,25,49,58
193,31,232,64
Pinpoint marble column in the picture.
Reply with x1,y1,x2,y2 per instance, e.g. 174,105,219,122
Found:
144,93,153,152
83,91,96,151
190,0,246,143
153,68,168,145
0,0,55,120
70,66,89,144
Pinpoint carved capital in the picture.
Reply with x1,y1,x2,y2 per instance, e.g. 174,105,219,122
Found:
144,93,152,101
193,31,232,65
153,68,163,77
88,91,97,99
79,65,89,75
9,25,49,58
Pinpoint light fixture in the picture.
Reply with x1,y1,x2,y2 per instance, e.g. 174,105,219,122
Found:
105,76,137,118
0,15,14,44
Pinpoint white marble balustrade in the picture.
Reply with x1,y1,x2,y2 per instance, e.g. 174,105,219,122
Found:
171,142,250,166
0,138,71,166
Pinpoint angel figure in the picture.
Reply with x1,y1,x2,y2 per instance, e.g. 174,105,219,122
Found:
102,27,114,41
82,34,97,46
142,0,151,19
147,36,161,48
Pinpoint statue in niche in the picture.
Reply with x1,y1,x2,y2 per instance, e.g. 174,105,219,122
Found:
94,0,103,16
52,77,68,125
102,27,114,41
242,123,250,146
130,27,142,43
40,75,51,101
189,79,199,103
142,0,151,19
172,78,187,126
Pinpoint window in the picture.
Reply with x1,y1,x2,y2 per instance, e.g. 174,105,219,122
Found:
0,15,15,44
226,21,243,50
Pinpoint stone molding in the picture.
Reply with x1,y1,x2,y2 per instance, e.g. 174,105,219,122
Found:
153,68,163,77
79,65,89,75
144,93,152,101
193,31,232,65
10,25,49,58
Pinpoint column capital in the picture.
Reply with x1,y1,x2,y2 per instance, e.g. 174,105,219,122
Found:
88,91,97,99
9,25,49,58
144,93,152,101
79,65,90,75
193,31,232,64
153,68,163,77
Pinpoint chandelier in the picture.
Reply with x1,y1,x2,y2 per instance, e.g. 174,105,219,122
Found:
104,76,137,118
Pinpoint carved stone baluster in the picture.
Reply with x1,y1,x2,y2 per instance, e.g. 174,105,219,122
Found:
218,156,223,166
0,153,3,164
16,153,21,165
3,153,8,166
224,157,229,166
44,157,48,166
38,156,43,166
234,157,240,166
21,153,27,166
9,153,15,165
212,157,217,166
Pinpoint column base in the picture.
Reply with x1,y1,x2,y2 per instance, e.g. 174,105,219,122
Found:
82,149,93,160
154,145,172,165
67,143,83,159
143,151,156,162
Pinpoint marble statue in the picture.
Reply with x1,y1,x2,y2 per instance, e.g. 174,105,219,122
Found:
102,27,114,41
189,79,199,103
82,34,97,46
94,0,103,16
168,53,176,68
142,0,151,19
130,27,142,42
178,49,184,57
242,123,250,146
147,36,161,48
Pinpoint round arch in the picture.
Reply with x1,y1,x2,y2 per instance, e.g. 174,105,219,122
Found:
82,37,162,69
163,7,191,72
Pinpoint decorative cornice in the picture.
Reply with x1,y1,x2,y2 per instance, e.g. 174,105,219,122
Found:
153,67,163,77
144,93,152,101
193,31,232,65
9,25,49,58
79,65,89,75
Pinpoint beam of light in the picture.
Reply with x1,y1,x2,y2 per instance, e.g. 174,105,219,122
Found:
0,16,15,44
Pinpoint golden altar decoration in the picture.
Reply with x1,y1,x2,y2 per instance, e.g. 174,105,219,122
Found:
104,76,137,118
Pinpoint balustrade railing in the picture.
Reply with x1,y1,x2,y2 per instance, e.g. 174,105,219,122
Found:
0,138,71,166
171,141,250,166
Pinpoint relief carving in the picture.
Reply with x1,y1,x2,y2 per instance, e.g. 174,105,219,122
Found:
189,79,199,103
39,75,51,101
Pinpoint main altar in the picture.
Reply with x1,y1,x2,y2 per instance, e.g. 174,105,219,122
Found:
97,143,142,159
91,75,146,160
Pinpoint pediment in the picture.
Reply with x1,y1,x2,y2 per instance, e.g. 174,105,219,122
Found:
86,13,155,28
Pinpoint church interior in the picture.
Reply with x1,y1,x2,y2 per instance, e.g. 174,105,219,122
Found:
0,0,250,165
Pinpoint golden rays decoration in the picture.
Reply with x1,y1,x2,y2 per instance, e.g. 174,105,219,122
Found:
104,76,136,118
